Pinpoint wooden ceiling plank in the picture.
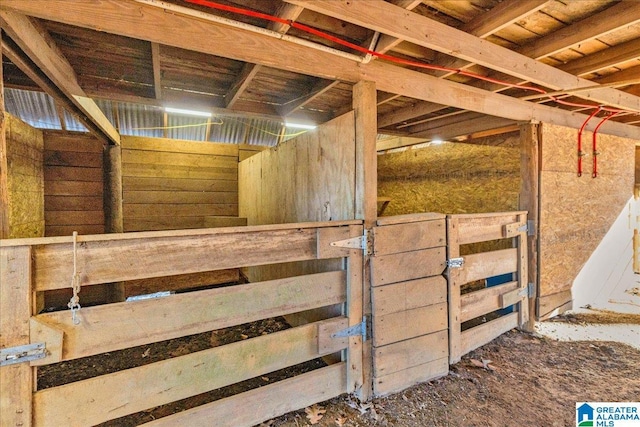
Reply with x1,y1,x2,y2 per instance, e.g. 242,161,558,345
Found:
151,42,162,99
374,0,425,54
517,1,640,60
0,10,120,144
277,79,340,117
558,38,640,76
378,101,447,128
290,0,640,113
409,114,516,140
596,64,640,85
225,3,304,109
3,0,640,139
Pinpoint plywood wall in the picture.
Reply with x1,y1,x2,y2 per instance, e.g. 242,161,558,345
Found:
377,132,521,217
43,131,105,236
1,114,44,238
120,136,239,231
239,112,356,225
538,124,635,317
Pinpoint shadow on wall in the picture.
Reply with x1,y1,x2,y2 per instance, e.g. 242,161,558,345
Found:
573,196,640,315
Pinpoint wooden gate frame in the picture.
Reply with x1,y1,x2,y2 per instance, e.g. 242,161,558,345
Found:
447,211,530,364
0,221,365,427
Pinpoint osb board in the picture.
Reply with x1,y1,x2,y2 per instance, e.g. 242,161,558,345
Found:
121,135,240,232
539,124,635,301
3,114,44,238
43,131,105,237
377,135,520,217
239,112,356,225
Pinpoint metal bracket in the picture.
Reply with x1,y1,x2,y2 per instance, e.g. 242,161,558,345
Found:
447,257,464,268
521,282,535,298
527,220,535,236
330,235,366,250
0,343,46,367
331,316,367,342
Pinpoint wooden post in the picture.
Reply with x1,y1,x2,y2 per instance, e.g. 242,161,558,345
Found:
352,81,376,400
446,216,462,364
0,246,34,427
104,144,125,301
1,29,9,239
519,122,540,331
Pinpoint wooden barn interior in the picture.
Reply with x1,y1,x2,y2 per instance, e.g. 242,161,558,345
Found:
1,1,639,426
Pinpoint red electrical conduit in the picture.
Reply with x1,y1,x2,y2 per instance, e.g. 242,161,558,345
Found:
186,0,638,177
185,0,635,115
577,108,601,177
592,111,621,178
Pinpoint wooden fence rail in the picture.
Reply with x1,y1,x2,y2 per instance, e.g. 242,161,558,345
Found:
0,220,364,427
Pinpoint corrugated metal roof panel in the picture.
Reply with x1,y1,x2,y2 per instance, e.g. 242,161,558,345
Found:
4,88,61,129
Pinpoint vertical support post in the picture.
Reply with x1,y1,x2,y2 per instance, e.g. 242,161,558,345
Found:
0,246,34,427
1,29,9,239
519,122,540,331
346,224,364,397
104,144,125,301
446,216,462,364
516,212,530,329
352,80,376,400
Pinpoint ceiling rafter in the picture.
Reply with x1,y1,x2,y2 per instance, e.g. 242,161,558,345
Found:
0,11,120,144
558,38,640,77
277,79,340,117
291,0,640,113
2,0,640,140
377,0,550,129
225,3,304,109
595,65,640,85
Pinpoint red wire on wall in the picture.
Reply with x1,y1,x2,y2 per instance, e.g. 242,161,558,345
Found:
186,0,638,177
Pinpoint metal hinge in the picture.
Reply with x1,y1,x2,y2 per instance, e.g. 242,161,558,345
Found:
330,230,372,255
0,343,46,367
331,316,368,342
447,257,464,268
527,220,535,236
521,282,535,298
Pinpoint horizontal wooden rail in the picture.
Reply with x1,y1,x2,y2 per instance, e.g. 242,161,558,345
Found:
460,281,519,323
459,312,518,357
449,211,525,245
27,224,360,291
455,248,518,285
33,317,348,427
372,247,446,286
141,363,347,427
31,271,347,364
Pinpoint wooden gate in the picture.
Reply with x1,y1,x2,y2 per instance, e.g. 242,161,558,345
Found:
447,211,530,364
370,213,450,396
0,221,364,427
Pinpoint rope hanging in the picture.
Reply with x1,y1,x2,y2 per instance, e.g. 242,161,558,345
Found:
67,231,82,325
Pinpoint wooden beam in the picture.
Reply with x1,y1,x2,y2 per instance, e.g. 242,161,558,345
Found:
225,62,261,109
559,38,640,77
431,0,550,77
409,114,516,140
378,101,446,128
519,123,540,327
225,3,304,109
0,31,7,240
353,81,377,226
0,11,120,144
373,0,424,54
277,79,340,116
518,1,640,60
291,0,640,113
150,42,162,99
595,65,640,85
3,0,640,139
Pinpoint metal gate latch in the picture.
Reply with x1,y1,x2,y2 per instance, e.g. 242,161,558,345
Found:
331,317,367,342
447,257,464,268
0,343,46,367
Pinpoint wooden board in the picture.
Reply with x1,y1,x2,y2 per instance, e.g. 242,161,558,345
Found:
32,271,346,361
373,219,445,256
141,363,346,427
460,281,519,323
123,176,237,192
375,212,445,226
32,318,346,426
203,216,247,228
459,312,519,357
372,276,446,316
373,330,448,377
455,213,522,245
124,269,240,296
31,226,333,290
372,247,446,286
374,357,448,397
373,302,447,347
455,248,518,285
122,135,238,156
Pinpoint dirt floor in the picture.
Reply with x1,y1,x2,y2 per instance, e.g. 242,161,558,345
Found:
265,329,640,427
38,315,640,427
